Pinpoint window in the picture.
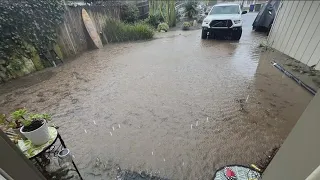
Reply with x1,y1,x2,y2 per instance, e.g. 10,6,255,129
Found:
210,5,240,15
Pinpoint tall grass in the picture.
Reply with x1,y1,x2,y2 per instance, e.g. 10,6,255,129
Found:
103,19,154,43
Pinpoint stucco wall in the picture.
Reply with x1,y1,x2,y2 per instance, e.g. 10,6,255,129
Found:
268,1,320,70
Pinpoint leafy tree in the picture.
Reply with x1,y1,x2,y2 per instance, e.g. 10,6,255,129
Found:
184,2,198,18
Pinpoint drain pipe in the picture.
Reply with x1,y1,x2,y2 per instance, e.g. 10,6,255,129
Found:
271,62,317,96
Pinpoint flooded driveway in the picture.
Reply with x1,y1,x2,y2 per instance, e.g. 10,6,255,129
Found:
0,13,313,179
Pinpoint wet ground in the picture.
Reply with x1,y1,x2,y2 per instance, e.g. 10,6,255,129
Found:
0,13,313,179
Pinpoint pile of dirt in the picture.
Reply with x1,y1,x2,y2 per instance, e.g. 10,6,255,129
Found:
284,60,320,87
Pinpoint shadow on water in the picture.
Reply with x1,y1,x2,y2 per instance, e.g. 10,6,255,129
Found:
0,69,56,95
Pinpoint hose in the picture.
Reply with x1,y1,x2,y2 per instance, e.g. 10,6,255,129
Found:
271,61,317,96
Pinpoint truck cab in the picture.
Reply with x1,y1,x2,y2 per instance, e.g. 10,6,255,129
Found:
202,4,247,40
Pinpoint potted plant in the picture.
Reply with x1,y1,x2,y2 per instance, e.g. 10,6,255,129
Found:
14,109,52,145
0,111,27,140
182,22,191,30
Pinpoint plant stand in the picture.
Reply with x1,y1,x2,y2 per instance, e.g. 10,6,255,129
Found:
19,127,83,180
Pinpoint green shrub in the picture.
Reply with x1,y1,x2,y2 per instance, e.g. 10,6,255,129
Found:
182,22,191,30
120,3,139,23
157,23,169,32
145,14,163,28
103,19,154,43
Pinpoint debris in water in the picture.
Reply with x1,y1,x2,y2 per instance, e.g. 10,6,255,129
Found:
191,124,193,129
255,145,280,172
196,121,199,126
116,168,169,180
84,129,87,133
118,124,121,128
110,132,113,136
112,126,115,131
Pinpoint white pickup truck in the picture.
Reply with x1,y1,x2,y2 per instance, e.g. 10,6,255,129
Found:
201,4,247,40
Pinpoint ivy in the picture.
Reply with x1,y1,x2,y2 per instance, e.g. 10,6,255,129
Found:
0,0,64,65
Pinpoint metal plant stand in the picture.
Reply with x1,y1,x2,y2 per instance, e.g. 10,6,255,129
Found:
20,127,83,180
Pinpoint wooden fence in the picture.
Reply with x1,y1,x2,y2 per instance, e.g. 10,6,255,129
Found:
57,5,121,58
136,0,149,19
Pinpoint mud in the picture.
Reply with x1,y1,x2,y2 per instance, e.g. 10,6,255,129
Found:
264,49,320,91
0,13,313,179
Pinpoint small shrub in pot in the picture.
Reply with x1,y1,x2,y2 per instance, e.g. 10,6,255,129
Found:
15,109,52,145
182,22,191,30
157,23,169,32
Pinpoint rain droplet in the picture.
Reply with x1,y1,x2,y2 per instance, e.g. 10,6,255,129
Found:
112,126,115,131
206,117,209,122
110,132,113,136
118,124,121,128
163,158,166,162
191,124,193,129
84,129,87,133
196,121,199,126
182,162,185,166
152,151,154,155
93,120,96,125
72,155,75,158
246,95,250,102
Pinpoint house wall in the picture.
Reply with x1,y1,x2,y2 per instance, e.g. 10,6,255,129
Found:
268,1,320,70
262,92,320,180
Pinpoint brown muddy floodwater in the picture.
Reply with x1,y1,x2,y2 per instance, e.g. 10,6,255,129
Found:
0,13,313,179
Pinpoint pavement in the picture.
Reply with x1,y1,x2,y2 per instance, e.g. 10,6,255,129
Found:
0,13,313,179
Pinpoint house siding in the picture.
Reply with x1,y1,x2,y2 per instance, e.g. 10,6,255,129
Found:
268,0,320,70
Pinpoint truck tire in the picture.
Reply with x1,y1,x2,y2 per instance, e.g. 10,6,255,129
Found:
201,30,207,39
232,28,242,40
